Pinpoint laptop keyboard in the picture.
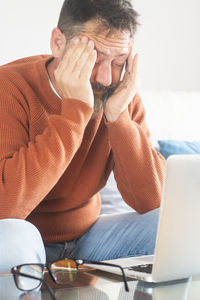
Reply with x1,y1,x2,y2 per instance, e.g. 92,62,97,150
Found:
128,264,153,274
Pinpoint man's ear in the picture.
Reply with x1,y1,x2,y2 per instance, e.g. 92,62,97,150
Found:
50,28,67,58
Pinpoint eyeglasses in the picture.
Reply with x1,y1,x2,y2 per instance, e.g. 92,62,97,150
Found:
11,258,129,299
11,263,55,299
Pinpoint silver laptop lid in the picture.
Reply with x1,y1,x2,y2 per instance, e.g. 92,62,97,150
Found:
152,154,200,282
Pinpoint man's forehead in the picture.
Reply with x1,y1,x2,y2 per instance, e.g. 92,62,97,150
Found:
82,20,132,56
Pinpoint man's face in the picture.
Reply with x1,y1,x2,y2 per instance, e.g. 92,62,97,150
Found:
82,20,132,102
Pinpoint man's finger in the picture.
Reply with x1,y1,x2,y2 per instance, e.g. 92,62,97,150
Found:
73,39,95,77
59,37,89,73
80,49,97,81
125,44,134,73
131,53,139,78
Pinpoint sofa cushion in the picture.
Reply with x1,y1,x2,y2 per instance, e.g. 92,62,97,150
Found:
158,140,200,159
100,172,133,215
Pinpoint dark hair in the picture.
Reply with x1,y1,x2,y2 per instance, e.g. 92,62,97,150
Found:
57,0,139,40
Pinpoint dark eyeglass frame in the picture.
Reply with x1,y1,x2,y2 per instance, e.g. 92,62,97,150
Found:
11,264,55,299
11,259,129,300
67,259,129,292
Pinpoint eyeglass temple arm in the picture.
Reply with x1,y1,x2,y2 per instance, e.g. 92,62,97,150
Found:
79,260,129,292
42,279,56,300
46,265,58,284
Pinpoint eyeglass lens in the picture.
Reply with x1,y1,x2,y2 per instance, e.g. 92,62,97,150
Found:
16,265,43,290
50,259,88,284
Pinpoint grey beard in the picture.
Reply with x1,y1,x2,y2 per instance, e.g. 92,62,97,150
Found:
92,94,104,117
92,85,117,118
92,84,118,118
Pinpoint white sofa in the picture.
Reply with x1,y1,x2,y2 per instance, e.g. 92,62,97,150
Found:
100,90,200,215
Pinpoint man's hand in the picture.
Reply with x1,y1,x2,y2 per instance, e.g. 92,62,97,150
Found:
104,50,139,122
54,37,97,108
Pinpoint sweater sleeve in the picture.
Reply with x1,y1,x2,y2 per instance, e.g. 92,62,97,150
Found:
0,77,93,219
105,93,166,213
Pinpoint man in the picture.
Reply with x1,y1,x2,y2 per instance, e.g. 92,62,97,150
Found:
0,0,165,271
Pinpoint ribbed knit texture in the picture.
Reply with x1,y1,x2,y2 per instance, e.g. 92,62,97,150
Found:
0,55,166,242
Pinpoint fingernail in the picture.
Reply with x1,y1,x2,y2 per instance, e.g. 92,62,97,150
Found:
72,38,79,44
88,40,94,48
81,36,88,43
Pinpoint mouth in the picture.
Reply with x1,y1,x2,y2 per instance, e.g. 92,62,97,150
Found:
92,89,105,95
91,83,118,99
91,83,109,95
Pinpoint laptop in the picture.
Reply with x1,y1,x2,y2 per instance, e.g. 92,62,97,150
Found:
88,155,200,282
134,278,192,300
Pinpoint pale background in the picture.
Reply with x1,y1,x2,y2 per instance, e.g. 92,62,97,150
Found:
0,0,199,91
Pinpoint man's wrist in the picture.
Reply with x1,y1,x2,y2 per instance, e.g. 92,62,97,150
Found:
104,111,120,123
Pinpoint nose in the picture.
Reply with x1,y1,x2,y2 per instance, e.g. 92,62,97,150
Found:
95,61,112,87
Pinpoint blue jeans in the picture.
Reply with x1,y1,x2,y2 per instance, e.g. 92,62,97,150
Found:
0,209,159,299
45,209,159,262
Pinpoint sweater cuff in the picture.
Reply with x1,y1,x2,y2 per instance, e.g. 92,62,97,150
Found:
61,98,93,123
104,109,133,129
104,109,141,144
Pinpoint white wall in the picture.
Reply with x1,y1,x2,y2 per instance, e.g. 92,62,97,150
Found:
0,0,63,62
134,0,200,91
0,0,200,91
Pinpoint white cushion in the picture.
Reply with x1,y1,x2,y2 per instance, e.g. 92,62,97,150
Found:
100,172,133,215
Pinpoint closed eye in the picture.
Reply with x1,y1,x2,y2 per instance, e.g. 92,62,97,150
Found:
112,62,126,67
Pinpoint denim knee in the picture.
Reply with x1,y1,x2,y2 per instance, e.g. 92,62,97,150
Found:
0,218,46,272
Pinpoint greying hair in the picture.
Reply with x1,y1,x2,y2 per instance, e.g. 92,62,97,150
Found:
57,0,139,40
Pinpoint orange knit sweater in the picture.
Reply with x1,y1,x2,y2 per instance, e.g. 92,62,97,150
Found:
0,55,166,242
